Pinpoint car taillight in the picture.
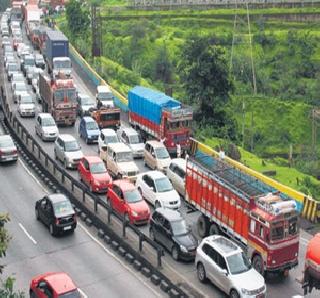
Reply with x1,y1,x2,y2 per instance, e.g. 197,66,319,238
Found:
0,150,3,156
12,149,17,154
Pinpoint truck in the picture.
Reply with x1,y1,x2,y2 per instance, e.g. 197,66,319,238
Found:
45,30,72,77
10,1,23,23
186,138,299,276
23,4,41,40
302,233,320,294
89,107,121,129
39,73,77,126
128,86,193,154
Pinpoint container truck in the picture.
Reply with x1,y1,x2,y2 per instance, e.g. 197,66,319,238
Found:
186,138,299,276
10,1,23,22
128,86,193,154
302,233,320,294
23,4,41,40
45,30,72,77
39,73,76,126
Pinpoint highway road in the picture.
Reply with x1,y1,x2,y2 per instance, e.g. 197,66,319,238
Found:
1,27,319,297
0,128,163,297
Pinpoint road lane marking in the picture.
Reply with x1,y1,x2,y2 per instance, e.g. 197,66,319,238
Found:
18,223,37,244
78,222,161,297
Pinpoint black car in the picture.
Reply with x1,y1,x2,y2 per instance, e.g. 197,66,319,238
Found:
149,208,198,261
35,194,77,236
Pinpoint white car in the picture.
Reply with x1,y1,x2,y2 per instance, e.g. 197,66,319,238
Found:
117,126,144,158
18,92,35,117
167,158,186,197
35,113,59,141
98,128,119,153
196,235,266,298
12,82,28,103
135,171,181,210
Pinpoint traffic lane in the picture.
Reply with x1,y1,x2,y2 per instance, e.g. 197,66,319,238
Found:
0,158,161,297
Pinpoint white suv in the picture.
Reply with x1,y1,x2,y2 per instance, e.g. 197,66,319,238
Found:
117,126,144,158
195,235,266,298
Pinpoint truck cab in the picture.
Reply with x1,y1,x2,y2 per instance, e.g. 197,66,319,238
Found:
53,57,72,77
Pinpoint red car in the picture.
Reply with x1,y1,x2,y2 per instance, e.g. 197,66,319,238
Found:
29,272,81,298
78,156,112,193
107,180,150,225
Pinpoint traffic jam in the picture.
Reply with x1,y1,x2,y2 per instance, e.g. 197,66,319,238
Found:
1,1,320,298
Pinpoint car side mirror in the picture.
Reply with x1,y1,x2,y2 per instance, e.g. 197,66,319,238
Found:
220,269,228,276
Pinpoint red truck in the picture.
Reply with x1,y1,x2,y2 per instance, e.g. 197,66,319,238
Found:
185,138,299,276
303,233,320,294
39,73,77,126
128,86,193,154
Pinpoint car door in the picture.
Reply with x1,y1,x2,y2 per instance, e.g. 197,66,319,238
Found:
42,199,54,226
144,143,152,168
162,219,174,250
55,138,63,161
113,185,126,215
168,163,177,189
80,158,90,185
38,197,48,223
206,247,223,290
142,175,154,204
215,253,231,293
175,166,185,196
35,116,40,135
151,212,162,243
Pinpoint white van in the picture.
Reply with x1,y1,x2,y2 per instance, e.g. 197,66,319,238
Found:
144,140,171,173
96,85,114,107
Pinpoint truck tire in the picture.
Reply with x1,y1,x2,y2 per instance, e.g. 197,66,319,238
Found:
209,223,220,236
197,215,210,238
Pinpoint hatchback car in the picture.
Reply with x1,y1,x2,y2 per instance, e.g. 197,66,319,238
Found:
117,126,144,158
135,171,181,210
98,128,119,153
12,82,28,103
35,113,59,141
78,156,112,193
196,235,266,298
76,93,95,117
0,135,18,163
167,158,186,197
79,116,100,144
149,208,197,261
54,134,83,169
35,194,77,236
144,140,171,173
21,54,35,76
18,92,35,117
6,62,19,81
30,272,81,298
107,180,150,225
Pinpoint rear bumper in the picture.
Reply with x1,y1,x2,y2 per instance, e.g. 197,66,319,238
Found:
0,154,18,162
267,259,298,273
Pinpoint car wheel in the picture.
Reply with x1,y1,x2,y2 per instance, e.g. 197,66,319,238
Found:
149,228,155,241
35,208,39,220
155,201,161,209
124,213,130,223
230,289,240,298
30,290,36,298
197,262,207,283
64,159,68,169
252,254,264,275
49,224,56,236
171,245,179,261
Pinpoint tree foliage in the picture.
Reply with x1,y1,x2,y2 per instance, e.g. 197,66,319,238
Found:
179,35,236,139
0,0,10,12
66,0,90,37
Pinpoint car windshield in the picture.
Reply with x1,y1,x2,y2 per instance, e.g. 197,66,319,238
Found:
8,64,18,71
105,135,118,144
81,97,93,105
129,134,141,144
99,92,113,100
42,117,56,127
13,75,24,82
65,141,80,152
15,84,27,91
90,162,106,174
0,138,14,148
53,200,73,215
58,289,81,298
155,147,169,159
226,252,252,275
124,189,142,203
171,219,188,236
86,121,99,130
21,96,34,104
116,152,133,162
54,60,71,69
155,177,173,193
25,58,35,65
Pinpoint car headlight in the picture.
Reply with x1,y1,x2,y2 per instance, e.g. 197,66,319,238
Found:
180,245,188,253
241,288,251,295
131,211,138,217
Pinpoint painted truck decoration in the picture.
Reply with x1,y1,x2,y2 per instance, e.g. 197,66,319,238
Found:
128,86,193,154
39,73,76,126
186,138,299,275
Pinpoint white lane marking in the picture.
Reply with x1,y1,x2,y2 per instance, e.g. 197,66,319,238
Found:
18,158,49,194
78,288,88,298
78,222,161,297
18,223,37,244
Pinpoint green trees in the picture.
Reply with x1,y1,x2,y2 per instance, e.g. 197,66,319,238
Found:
66,0,90,37
179,35,236,139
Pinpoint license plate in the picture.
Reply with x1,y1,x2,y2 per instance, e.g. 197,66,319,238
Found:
63,226,72,231
5,157,13,161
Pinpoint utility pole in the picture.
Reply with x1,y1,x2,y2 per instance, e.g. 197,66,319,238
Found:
91,3,103,76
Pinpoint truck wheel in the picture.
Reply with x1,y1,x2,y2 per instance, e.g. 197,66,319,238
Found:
197,215,210,238
252,254,264,275
209,223,220,236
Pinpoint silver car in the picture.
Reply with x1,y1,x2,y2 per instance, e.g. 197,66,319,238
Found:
0,135,18,163
196,235,266,298
18,92,35,117
35,113,59,141
167,158,186,197
117,126,144,158
12,82,28,104
6,62,19,81
54,134,83,169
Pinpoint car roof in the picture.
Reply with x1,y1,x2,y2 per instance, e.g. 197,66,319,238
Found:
101,128,116,136
108,142,131,152
154,207,182,221
202,235,242,257
146,140,165,148
58,134,76,142
38,272,77,295
170,158,186,169
97,85,111,93
47,194,69,204
120,127,138,136
84,156,103,163
144,170,166,179
113,179,135,191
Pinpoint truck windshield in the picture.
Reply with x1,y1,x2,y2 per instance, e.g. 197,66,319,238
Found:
54,60,71,69
101,113,120,121
99,93,113,100
155,148,169,159
116,152,133,162
227,252,251,275
55,89,77,102
271,223,284,241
